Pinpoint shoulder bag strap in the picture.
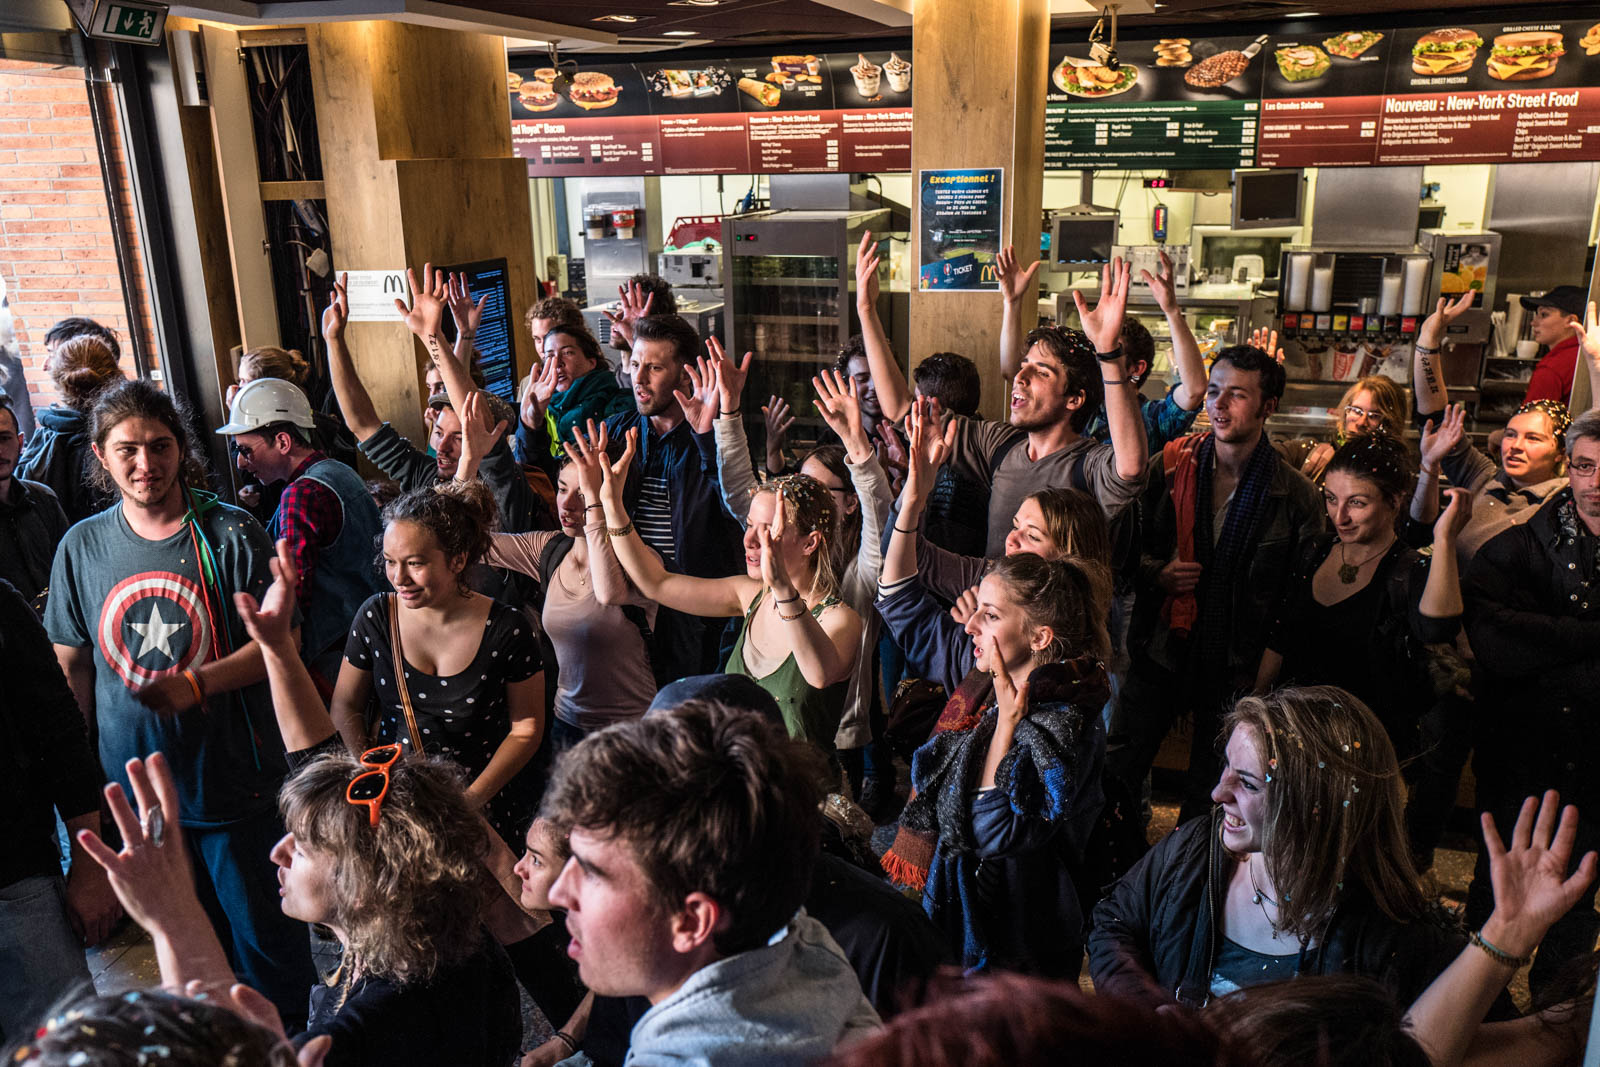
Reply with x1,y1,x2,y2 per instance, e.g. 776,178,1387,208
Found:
386,593,425,755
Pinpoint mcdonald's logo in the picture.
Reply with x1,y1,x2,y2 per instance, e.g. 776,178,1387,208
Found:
381,273,406,294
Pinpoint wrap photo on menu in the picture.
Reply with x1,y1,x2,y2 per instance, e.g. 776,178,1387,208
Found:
739,76,781,107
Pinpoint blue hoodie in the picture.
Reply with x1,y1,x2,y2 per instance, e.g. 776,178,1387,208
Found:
15,403,113,524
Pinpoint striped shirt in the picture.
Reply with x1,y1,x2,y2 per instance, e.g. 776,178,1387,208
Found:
635,451,676,566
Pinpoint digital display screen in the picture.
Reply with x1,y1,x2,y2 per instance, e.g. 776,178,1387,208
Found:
1234,170,1304,227
437,258,517,403
1051,215,1119,271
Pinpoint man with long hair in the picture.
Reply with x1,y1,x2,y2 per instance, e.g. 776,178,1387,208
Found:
43,379,313,1025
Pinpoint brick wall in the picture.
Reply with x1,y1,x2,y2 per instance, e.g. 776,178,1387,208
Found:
0,58,151,412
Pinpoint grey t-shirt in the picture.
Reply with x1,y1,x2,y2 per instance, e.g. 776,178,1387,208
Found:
946,415,1146,556
44,498,290,826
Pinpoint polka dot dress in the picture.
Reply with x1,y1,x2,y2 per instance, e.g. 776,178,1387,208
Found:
345,595,543,841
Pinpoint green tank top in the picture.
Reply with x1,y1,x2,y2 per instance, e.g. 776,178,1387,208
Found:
724,588,848,753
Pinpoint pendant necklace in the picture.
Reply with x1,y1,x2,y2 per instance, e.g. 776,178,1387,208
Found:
1247,856,1281,939
1337,539,1390,584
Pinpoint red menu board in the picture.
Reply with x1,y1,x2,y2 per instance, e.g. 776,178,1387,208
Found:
1257,27,1391,166
510,50,911,176
1373,15,1600,164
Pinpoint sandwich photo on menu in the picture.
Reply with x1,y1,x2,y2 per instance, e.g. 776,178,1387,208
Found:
738,77,781,107
571,72,620,109
1411,28,1483,75
1485,31,1566,80
1054,57,1139,98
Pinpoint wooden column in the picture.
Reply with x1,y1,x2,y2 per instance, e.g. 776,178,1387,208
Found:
307,21,538,447
909,0,1049,421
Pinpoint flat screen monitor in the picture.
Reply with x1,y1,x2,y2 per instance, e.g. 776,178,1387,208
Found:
436,257,517,403
1050,213,1120,272
1232,169,1304,230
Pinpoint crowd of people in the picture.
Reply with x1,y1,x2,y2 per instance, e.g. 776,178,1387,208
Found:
3,240,1600,1067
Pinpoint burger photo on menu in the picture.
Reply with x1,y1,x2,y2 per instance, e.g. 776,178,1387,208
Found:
518,78,559,112
1411,28,1483,76
571,71,621,109
1485,31,1565,81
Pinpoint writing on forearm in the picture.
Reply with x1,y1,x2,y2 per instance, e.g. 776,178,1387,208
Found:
1421,358,1440,396
424,332,445,365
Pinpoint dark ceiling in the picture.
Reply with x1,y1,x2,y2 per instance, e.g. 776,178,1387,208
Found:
458,0,1565,50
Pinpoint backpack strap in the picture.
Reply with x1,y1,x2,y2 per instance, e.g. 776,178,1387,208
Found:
987,431,1025,481
535,533,577,612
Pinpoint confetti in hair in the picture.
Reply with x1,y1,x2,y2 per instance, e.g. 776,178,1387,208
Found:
1514,398,1573,440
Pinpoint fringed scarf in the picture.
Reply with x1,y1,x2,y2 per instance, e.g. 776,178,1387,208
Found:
881,655,1109,891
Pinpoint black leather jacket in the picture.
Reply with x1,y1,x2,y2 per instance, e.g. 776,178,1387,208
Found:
1088,812,1469,1010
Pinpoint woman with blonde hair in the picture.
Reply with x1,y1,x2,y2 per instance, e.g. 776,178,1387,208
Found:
1089,685,1472,1009
589,420,863,753
1278,375,1410,485
17,329,125,521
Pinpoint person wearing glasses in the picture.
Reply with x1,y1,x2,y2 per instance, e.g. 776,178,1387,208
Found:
74,537,522,1067
1461,407,1600,995
1275,375,1410,487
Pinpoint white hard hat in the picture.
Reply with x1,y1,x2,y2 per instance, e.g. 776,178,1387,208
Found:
216,377,316,436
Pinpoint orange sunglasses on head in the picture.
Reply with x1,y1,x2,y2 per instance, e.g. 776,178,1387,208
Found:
346,744,402,827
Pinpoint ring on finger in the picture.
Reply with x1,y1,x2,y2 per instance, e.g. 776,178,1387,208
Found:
142,802,166,849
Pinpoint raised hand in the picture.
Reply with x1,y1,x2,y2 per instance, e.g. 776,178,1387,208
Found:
950,585,981,627
1139,250,1180,315
757,523,798,603
235,539,300,655
1072,256,1131,356
566,419,626,507
855,230,881,309
1248,326,1283,365
76,753,198,936
1573,301,1600,371
905,397,955,500
876,417,909,475
396,262,448,339
587,423,638,510
1419,290,1476,350
458,388,509,467
322,272,349,342
446,271,488,338
706,335,752,412
1434,487,1473,546
672,355,719,434
1481,791,1599,959
603,280,654,350
988,636,1029,726
225,983,333,1067
814,368,870,461
1419,402,1466,471
523,355,560,425
995,245,1042,306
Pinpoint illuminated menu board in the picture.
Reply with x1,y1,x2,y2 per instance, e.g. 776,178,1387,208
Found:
510,50,912,176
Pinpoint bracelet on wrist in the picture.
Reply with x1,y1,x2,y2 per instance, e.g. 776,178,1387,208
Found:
721,408,741,418
773,593,802,605
606,521,635,538
1415,343,1440,355
1103,375,1134,387
1095,345,1125,364
553,1032,578,1055
777,604,809,622
181,668,207,709
584,503,605,512
1470,928,1533,968
893,524,918,534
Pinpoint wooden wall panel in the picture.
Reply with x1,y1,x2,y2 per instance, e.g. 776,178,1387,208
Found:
908,0,1048,421
368,22,513,162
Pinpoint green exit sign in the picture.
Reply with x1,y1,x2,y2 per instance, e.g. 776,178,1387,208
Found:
74,0,169,46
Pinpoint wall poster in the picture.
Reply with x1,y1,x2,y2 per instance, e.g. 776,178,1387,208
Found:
917,168,1004,292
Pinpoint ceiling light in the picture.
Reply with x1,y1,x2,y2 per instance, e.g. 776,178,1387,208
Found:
594,14,643,22
669,0,723,7
1285,11,1320,15
662,30,700,35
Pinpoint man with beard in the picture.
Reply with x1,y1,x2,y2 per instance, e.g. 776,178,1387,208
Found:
604,313,744,680
1110,345,1323,822
1462,407,1600,994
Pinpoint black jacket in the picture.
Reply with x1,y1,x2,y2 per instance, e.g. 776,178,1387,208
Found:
14,404,114,524
1464,489,1600,797
1130,440,1325,684
1088,812,1469,1009
0,477,69,606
